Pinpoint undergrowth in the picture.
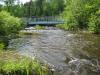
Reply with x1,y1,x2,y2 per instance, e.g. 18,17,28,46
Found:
0,51,48,75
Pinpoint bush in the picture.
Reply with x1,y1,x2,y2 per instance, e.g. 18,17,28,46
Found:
66,15,78,30
58,13,78,30
88,14,100,33
61,0,100,33
0,43,5,50
0,37,9,49
0,11,22,48
0,11,22,36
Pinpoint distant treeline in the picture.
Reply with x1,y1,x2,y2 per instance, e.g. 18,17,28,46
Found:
0,0,65,17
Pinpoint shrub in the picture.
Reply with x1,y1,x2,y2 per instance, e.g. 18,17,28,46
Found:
57,14,78,30
61,0,100,33
0,43,5,50
0,11,22,48
0,11,22,36
66,15,78,30
0,37,9,49
88,11,100,33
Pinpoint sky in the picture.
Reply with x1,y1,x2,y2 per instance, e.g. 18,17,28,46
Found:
20,0,30,4
0,0,35,4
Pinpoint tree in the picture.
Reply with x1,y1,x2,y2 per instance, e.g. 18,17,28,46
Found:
22,0,65,17
0,0,65,17
0,0,17,14
61,0,100,32
50,0,65,15
0,4,3,11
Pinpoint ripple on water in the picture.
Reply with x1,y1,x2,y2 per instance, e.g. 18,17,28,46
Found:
8,29,100,75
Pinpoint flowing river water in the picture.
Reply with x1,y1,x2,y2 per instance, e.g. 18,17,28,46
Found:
8,27,100,75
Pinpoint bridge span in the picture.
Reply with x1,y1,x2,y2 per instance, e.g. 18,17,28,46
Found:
24,16,65,26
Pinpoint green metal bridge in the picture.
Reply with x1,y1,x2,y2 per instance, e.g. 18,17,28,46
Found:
26,16,65,26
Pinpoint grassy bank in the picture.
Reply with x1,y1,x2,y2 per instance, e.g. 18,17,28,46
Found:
0,50,47,75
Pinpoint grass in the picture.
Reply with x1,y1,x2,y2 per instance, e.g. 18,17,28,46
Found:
0,50,48,75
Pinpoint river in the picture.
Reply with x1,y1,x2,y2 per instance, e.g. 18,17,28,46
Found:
8,27,100,75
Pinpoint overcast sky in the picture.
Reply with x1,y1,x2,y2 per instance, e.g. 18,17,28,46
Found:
0,0,35,4
20,0,30,4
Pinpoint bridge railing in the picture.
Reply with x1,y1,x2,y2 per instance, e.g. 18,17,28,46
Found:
29,16,64,22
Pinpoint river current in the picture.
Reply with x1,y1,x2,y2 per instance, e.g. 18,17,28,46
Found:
8,27,100,75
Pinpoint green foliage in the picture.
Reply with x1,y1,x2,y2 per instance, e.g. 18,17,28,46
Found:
0,37,9,49
0,43,4,50
66,15,78,30
0,0,65,17
0,11,22,48
48,0,65,15
1,59,46,75
0,51,47,75
0,11,22,36
88,13,100,33
56,24,68,30
0,0,17,13
2,0,65,17
61,0,100,33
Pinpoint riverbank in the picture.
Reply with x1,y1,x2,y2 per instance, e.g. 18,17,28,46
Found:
0,50,47,75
